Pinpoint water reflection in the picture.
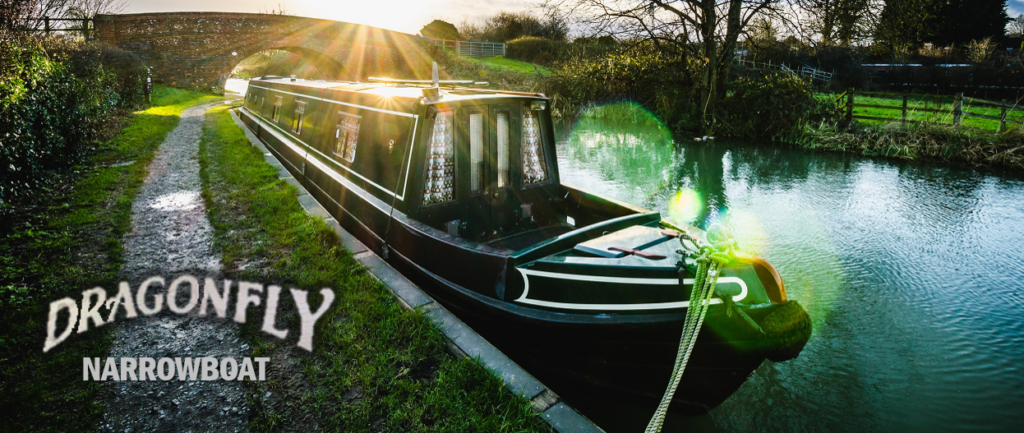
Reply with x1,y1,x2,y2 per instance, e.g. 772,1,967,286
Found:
554,113,1024,432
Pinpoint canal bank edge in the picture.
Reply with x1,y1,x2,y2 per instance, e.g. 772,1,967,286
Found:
227,108,604,433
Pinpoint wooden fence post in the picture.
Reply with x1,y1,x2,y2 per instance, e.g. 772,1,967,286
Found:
1000,100,1008,133
846,88,854,122
44,17,49,32
953,93,963,127
902,94,908,123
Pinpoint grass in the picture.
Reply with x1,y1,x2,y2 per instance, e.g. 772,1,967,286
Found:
797,92,1024,170
197,104,548,432
433,49,551,97
820,92,1024,132
0,85,221,432
461,56,553,76
798,120,1024,170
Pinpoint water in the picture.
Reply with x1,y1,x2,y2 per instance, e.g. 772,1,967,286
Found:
224,78,249,96
554,111,1024,431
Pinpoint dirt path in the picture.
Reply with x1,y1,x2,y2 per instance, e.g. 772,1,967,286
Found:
100,102,252,432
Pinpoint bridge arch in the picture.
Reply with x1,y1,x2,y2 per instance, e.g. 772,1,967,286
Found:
228,46,345,82
95,12,434,91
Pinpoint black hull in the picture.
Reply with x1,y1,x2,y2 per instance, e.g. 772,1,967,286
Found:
387,248,783,413
236,104,809,414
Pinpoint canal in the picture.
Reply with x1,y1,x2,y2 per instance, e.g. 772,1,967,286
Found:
551,103,1024,432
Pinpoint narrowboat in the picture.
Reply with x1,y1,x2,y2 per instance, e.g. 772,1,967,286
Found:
237,70,811,414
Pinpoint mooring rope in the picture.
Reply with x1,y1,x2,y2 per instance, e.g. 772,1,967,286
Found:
645,225,737,433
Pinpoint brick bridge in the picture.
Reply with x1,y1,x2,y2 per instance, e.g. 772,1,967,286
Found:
94,12,435,91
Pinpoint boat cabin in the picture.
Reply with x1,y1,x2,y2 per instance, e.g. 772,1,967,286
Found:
240,77,566,247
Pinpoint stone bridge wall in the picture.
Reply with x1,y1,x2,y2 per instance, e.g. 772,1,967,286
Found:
95,12,434,91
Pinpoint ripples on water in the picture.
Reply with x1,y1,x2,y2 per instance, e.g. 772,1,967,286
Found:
554,116,1024,431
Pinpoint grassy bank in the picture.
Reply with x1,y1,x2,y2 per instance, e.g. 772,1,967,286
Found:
0,85,220,431
461,56,553,76
798,121,1024,170
433,48,550,95
197,104,547,432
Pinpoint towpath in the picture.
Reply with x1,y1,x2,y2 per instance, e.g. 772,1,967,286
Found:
99,102,252,432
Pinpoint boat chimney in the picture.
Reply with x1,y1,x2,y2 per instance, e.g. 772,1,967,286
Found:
422,62,442,101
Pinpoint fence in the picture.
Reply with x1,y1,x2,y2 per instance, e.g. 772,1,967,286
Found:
800,66,833,82
838,89,1024,132
738,60,832,83
425,38,505,58
7,17,96,40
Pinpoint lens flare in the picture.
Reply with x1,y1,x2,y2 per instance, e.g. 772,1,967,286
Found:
666,189,702,226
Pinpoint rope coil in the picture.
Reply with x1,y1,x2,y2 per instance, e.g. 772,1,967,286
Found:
645,225,736,433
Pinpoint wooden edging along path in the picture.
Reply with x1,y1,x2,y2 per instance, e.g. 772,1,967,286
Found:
227,107,604,433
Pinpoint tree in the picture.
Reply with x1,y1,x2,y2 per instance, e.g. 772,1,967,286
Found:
67,0,126,18
793,0,880,46
461,10,569,42
420,19,460,40
874,0,932,54
549,0,779,128
925,0,1008,46
1010,14,1024,37
1,0,124,31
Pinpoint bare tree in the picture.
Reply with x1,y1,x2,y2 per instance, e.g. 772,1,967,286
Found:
548,0,780,125
259,3,291,16
1010,14,1024,37
1,0,73,30
1,0,122,31
791,0,880,46
67,0,127,18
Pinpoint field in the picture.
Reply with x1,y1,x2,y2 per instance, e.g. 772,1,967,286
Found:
818,92,1024,132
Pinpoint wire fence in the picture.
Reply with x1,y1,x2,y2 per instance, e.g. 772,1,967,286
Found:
425,38,505,58
836,89,1024,132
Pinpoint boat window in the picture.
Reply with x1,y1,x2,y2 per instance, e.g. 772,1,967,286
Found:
469,112,484,193
522,110,547,185
423,111,455,205
292,101,306,134
496,111,510,188
272,96,283,122
332,111,361,163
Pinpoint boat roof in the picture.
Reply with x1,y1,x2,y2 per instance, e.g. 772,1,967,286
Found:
251,77,546,103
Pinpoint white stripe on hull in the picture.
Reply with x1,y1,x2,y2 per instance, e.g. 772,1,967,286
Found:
513,268,748,311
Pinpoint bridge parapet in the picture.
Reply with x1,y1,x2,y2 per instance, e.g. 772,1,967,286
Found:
95,12,434,91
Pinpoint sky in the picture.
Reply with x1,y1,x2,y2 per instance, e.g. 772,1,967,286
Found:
123,0,1023,36
123,0,534,35
1010,0,1024,18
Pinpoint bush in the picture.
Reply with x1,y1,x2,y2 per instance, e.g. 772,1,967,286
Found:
506,36,569,65
461,10,568,43
0,31,147,209
542,44,701,130
542,44,840,139
718,73,840,139
800,121,1024,170
420,19,460,40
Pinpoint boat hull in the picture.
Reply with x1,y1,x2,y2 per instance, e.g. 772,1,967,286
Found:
386,245,807,413
236,104,810,414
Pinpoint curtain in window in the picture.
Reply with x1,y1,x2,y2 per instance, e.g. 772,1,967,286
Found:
470,113,484,192
522,111,547,184
423,111,455,205
497,112,509,188
338,113,360,162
